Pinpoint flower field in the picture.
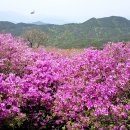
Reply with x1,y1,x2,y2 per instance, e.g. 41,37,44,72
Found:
0,34,130,130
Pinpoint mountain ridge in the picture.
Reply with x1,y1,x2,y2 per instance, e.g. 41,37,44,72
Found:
31,21,47,25
0,16,130,48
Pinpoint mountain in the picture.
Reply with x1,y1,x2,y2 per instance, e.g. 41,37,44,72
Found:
31,21,47,25
0,16,130,48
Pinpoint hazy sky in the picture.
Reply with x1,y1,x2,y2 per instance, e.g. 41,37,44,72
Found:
0,0,130,24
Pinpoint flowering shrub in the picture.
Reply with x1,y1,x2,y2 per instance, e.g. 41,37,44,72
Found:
0,34,61,129
53,43,130,129
0,34,130,130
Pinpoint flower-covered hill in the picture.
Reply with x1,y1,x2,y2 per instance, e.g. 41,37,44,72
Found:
0,34,130,130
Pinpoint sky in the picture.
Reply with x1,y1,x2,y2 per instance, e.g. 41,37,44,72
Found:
0,0,130,24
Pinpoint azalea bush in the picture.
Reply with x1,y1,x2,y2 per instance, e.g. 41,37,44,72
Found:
53,44,130,130
0,34,130,130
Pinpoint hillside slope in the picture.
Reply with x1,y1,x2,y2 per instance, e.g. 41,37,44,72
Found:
0,16,130,48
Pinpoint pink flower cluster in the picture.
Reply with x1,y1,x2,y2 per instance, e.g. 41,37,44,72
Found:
0,34,130,130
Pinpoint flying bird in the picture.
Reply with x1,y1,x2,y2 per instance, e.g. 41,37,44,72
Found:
30,10,35,14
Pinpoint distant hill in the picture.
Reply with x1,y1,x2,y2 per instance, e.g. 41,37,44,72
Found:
31,21,47,25
0,16,130,48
